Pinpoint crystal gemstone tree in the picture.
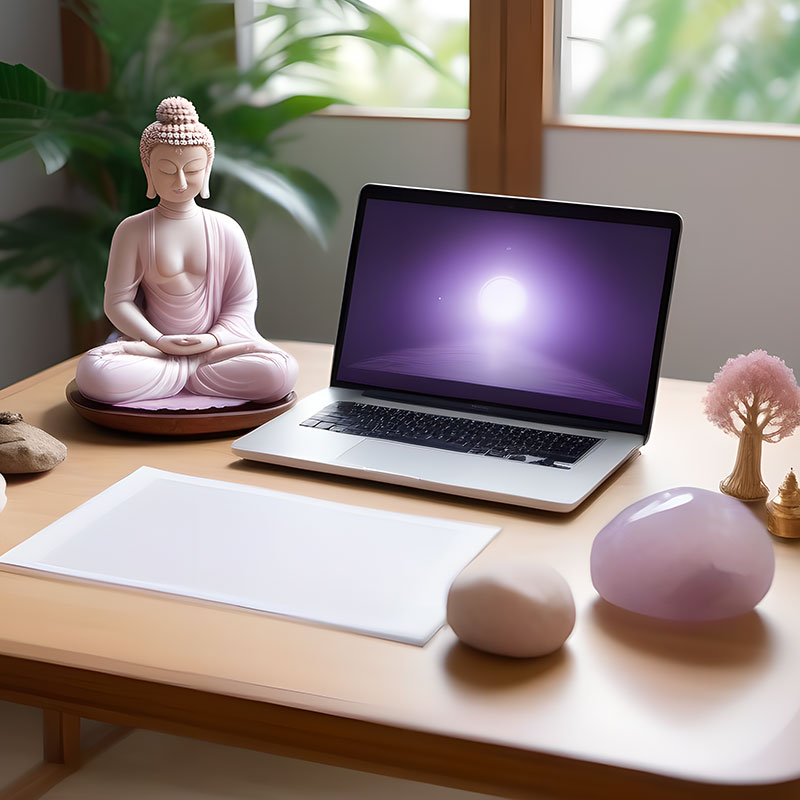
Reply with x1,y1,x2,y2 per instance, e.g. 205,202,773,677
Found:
704,350,800,501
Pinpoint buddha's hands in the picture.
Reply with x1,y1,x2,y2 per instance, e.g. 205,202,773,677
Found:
202,341,260,365
156,333,218,356
116,340,166,358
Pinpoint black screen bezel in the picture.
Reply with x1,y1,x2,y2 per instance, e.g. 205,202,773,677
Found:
330,183,681,440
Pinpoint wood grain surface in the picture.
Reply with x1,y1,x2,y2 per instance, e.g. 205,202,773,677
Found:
2,342,800,798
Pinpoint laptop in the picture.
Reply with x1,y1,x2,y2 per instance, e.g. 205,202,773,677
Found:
233,184,681,512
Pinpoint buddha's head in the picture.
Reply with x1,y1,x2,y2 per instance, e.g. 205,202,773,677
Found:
140,97,215,201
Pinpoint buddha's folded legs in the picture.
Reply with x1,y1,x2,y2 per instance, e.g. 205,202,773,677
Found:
186,351,299,403
76,341,298,405
76,343,194,404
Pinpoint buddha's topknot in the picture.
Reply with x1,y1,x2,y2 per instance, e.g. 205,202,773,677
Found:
140,96,214,165
156,96,200,126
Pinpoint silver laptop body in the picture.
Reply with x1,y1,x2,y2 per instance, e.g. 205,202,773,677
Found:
234,185,681,512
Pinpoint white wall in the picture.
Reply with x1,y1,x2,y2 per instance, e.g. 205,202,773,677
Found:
544,126,800,381
254,118,800,383
249,115,467,345
0,0,70,390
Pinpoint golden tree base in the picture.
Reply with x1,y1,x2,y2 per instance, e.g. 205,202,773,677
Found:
720,477,769,502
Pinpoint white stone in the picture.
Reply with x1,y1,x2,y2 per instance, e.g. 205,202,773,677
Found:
447,560,576,658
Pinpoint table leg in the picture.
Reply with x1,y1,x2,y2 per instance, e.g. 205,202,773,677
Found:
42,710,81,766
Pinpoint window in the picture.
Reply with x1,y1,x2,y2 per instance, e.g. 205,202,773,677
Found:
237,0,468,116
232,1,539,194
557,0,800,127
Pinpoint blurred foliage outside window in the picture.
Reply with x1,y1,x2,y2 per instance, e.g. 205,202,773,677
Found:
560,0,800,126
0,0,452,330
246,0,469,112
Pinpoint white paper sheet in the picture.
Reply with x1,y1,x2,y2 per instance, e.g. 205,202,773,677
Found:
0,467,500,644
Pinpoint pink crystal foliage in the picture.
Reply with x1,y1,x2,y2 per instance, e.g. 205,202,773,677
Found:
703,349,800,442
591,487,775,621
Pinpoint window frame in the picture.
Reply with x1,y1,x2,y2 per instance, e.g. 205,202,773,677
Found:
58,0,540,196
236,0,471,123
545,1,800,139
467,0,548,197
468,0,800,198
62,2,800,208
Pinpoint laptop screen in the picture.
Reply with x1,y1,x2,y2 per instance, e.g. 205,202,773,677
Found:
333,186,680,434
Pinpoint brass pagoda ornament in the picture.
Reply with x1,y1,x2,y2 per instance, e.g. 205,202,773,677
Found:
766,469,800,539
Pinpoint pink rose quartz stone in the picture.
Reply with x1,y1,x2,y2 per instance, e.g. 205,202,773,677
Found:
591,487,775,621
447,560,576,658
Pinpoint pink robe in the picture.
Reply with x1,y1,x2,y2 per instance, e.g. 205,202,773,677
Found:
76,208,297,405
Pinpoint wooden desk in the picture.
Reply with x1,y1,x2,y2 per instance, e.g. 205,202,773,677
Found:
2,342,800,799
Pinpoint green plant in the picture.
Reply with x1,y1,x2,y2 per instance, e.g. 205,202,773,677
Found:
574,0,800,123
0,0,441,325
306,0,468,109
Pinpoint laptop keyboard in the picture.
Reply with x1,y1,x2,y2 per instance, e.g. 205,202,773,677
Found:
300,402,601,467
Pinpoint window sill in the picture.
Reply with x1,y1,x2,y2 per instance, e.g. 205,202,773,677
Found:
547,113,800,141
313,105,469,122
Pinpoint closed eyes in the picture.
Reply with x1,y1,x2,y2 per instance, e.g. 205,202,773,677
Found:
157,159,206,176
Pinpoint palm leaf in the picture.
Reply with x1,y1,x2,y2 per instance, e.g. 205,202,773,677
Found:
0,63,123,173
0,207,110,317
0,0,449,320
212,151,337,247
212,96,343,145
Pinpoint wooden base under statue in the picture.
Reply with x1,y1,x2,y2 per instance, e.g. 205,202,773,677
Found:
66,380,295,436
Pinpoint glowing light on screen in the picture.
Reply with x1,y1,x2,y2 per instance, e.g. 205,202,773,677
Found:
478,276,527,324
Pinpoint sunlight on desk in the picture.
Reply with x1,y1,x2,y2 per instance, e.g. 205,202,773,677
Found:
2,345,800,799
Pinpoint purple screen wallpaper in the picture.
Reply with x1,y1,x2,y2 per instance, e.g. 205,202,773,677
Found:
336,198,673,425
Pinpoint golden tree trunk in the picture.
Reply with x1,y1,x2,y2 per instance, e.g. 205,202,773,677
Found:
720,425,769,501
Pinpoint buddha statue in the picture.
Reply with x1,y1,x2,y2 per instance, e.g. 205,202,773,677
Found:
75,97,297,407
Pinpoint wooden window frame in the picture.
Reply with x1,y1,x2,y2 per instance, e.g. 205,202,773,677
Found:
544,2,800,144
466,0,800,198
61,1,800,206
59,1,548,199
59,1,109,93
467,0,547,198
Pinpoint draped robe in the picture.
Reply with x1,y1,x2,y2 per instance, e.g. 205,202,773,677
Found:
75,208,297,405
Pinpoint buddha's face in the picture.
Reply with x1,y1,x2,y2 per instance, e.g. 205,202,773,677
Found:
144,144,209,202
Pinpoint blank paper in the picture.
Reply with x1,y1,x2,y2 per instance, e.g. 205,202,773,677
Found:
0,467,500,644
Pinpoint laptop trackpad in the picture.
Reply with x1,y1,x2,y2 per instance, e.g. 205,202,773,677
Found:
336,439,467,480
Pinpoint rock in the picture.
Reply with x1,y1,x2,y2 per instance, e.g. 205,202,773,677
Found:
0,412,67,473
591,487,774,621
447,560,576,658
